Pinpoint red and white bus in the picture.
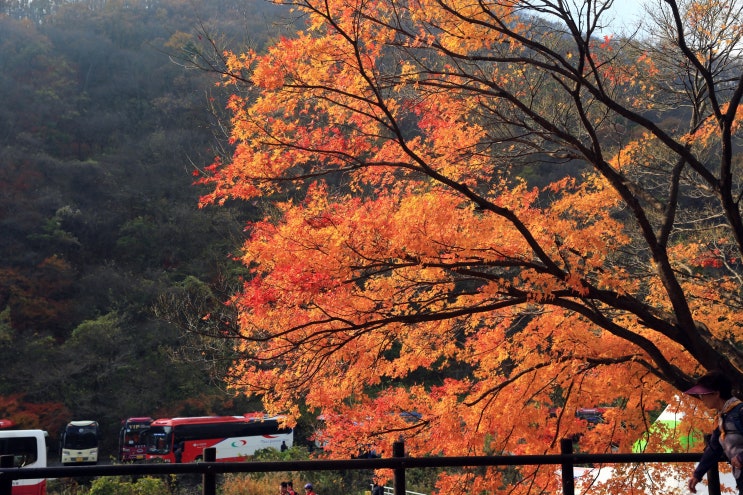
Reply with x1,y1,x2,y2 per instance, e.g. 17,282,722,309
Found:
118,417,154,462
0,429,47,495
144,414,293,463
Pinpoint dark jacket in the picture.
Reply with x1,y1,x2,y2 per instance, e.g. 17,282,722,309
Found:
695,404,743,483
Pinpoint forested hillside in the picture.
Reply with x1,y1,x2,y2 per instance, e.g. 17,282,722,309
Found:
0,0,292,456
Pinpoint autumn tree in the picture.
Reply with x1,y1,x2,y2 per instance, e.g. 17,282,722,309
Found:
198,0,743,491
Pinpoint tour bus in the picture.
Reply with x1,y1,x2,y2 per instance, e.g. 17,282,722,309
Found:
144,414,293,463
60,420,99,465
118,416,154,462
0,429,47,495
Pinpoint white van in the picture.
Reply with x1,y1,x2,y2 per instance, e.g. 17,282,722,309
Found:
0,429,47,495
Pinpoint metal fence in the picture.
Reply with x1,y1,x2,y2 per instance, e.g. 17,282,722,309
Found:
379,485,426,495
0,439,719,495
378,486,426,495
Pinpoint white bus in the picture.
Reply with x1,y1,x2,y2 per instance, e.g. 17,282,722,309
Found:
0,429,47,495
60,420,99,465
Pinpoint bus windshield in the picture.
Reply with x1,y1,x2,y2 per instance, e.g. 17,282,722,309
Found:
145,426,172,454
64,427,98,449
119,417,153,462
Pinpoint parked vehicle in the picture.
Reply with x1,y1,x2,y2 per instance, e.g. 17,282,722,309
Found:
144,414,293,462
60,420,99,465
0,429,47,495
118,417,154,462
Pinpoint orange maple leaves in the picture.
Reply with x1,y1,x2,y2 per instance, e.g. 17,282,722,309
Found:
201,0,743,492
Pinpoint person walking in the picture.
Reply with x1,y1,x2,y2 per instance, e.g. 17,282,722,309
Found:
686,370,743,494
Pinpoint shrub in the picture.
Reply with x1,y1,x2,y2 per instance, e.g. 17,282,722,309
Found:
85,476,170,495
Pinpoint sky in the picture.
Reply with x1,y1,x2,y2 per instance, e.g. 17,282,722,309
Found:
602,0,648,34
541,0,652,37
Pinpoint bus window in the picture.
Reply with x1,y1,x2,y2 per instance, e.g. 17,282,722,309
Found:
0,436,37,466
144,426,172,455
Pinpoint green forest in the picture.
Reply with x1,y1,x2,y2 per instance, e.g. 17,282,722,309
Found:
0,0,296,458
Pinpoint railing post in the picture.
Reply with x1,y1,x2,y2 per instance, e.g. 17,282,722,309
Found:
707,462,722,495
203,447,217,495
560,438,575,495
0,454,13,495
392,440,406,495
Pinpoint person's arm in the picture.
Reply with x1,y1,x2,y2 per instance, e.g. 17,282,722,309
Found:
689,431,724,493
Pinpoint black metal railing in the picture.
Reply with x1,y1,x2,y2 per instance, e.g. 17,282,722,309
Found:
0,439,717,495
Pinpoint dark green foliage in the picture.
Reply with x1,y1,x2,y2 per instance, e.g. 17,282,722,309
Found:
86,476,170,495
0,0,292,457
